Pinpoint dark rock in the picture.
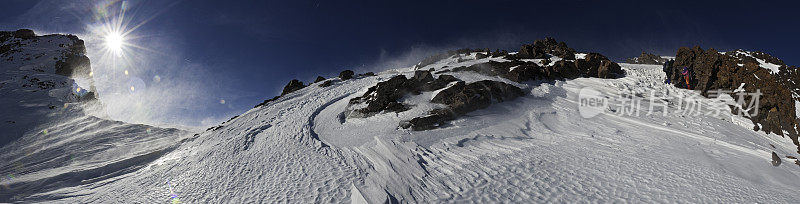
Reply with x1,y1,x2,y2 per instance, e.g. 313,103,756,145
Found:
772,152,782,166
451,52,622,82
412,70,434,84
314,76,325,83
475,53,488,59
516,37,576,60
339,70,355,80
281,79,306,96
625,51,667,65
254,96,280,108
347,73,462,118
404,80,524,130
319,80,334,87
363,72,376,76
414,48,480,69
576,53,623,78
551,60,580,79
349,75,413,115
13,29,35,39
54,54,90,77
438,74,458,82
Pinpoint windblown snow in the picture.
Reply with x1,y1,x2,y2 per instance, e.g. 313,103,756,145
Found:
2,39,800,203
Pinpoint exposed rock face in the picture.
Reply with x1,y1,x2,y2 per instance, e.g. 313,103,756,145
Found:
625,52,668,65
516,37,576,60
255,79,308,108
343,38,624,130
281,79,306,96
580,53,624,78
314,76,325,83
665,46,800,152
339,70,355,80
319,80,333,87
1,29,96,100
772,152,782,166
446,52,622,82
404,80,525,130
347,71,460,118
414,48,482,69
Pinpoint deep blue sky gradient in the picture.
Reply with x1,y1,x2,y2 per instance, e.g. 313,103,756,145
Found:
1,0,798,127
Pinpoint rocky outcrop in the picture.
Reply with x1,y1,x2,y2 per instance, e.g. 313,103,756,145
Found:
515,37,576,60
772,152,782,166
414,48,482,69
625,52,668,65
346,71,460,118
339,70,355,80
403,80,525,130
665,46,800,152
281,79,306,96
314,76,325,83
254,79,307,108
344,38,623,130
445,52,622,82
2,29,96,100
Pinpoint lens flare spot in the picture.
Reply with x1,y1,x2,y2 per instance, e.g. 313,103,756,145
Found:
124,70,129,75
220,99,226,104
128,77,146,94
89,71,93,77
76,87,82,92
42,129,48,135
153,75,161,83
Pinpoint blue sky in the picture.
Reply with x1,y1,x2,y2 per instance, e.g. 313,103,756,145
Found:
1,0,798,127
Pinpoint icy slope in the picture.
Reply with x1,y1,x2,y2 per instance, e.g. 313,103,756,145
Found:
43,52,800,203
0,30,190,202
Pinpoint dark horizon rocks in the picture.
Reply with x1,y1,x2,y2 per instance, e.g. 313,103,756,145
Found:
339,70,355,80
515,37,576,60
665,46,800,152
625,51,668,65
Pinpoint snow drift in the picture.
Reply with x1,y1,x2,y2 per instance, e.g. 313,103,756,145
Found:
2,31,799,203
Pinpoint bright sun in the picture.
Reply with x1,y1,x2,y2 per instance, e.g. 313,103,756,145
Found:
105,32,125,54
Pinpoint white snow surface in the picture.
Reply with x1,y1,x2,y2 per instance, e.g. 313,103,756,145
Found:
2,46,800,203
733,50,783,73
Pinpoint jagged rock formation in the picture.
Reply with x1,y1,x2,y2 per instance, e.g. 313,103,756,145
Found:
281,79,306,95
442,39,623,81
664,46,800,152
349,38,624,130
626,51,669,65
347,71,461,118
314,76,325,83
403,80,525,130
515,37,576,60
339,70,355,80
1,29,95,100
414,48,482,69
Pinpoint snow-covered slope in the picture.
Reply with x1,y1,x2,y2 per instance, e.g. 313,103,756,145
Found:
14,53,794,203
0,30,190,202
3,33,800,203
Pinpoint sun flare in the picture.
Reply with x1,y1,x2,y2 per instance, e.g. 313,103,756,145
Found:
105,32,125,55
